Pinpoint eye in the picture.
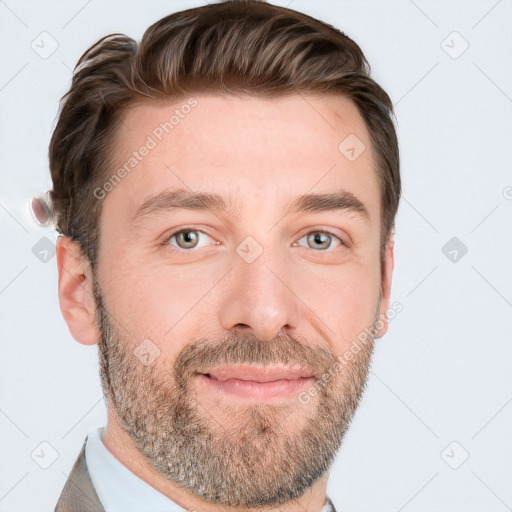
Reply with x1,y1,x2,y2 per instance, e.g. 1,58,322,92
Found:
166,229,214,250
295,231,344,251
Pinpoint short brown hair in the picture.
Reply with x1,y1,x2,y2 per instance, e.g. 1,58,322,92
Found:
49,0,400,270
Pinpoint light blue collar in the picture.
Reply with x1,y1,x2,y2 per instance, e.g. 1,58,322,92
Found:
85,427,186,511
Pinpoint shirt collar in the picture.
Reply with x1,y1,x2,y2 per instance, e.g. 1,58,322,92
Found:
86,427,186,511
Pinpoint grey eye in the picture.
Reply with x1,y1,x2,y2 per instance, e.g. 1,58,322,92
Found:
308,232,331,250
296,231,342,251
171,230,201,249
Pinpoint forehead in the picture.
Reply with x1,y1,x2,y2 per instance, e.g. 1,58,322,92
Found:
103,93,380,225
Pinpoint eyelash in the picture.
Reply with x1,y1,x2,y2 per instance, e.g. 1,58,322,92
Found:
162,228,347,252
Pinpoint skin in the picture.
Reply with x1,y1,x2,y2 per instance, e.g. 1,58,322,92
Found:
56,93,394,512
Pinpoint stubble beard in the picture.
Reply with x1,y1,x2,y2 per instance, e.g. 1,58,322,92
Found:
93,274,377,508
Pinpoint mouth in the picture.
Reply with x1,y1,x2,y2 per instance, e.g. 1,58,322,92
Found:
195,365,317,400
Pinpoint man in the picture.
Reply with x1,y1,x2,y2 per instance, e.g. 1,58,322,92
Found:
51,0,400,510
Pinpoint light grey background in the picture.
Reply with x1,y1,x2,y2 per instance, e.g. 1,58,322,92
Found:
1,1,511,511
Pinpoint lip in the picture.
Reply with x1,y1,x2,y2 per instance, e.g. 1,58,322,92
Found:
199,364,316,382
195,365,316,400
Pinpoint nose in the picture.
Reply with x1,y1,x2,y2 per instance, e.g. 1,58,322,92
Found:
217,245,303,341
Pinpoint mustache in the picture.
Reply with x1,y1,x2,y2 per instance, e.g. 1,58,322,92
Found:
173,330,338,385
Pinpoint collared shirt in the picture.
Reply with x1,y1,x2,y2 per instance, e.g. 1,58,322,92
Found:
85,427,336,512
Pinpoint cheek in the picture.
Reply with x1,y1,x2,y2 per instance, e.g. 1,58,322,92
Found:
98,255,221,347
299,262,380,350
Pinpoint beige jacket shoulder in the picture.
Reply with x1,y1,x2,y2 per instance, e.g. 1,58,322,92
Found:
54,437,105,512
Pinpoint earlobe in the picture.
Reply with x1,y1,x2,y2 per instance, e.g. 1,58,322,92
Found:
56,235,101,345
375,234,395,339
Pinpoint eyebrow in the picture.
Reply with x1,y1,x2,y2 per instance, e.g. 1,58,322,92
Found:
133,189,240,223
288,189,369,222
132,187,370,224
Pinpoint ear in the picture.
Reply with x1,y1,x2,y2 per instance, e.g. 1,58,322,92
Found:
374,234,395,339
56,235,101,345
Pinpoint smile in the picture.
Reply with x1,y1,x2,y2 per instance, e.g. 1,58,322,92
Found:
196,365,317,400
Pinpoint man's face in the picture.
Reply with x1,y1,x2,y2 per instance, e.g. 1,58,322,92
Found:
93,93,392,507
